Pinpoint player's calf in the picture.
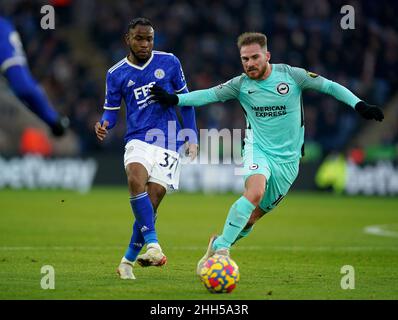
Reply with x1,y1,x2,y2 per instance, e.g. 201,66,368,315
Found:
231,206,266,246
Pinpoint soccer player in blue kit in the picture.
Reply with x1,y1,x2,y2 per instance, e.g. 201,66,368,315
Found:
95,18,198,280
0,16,69,136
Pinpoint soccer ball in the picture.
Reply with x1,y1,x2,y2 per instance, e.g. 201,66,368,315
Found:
199,254,240,293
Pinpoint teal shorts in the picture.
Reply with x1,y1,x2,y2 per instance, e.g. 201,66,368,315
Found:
242,144,299,213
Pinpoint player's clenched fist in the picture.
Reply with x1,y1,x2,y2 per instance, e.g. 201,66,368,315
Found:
95,120,109,141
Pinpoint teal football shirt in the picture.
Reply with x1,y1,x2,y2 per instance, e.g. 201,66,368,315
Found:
177,63,361,162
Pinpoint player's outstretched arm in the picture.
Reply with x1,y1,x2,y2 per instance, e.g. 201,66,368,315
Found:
5,65,70,136
152,75,242,107
96,67,123,141
324,81,384,121
289,66,384,122
151,85,220,107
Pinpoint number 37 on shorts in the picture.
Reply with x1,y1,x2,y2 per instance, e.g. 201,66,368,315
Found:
124,139,182,192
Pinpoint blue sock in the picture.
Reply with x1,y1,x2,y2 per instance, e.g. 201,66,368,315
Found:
129,192,158,244
124,213,158,262
124,220,145,262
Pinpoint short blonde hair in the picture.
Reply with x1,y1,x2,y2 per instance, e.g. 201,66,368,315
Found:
237,32,267,50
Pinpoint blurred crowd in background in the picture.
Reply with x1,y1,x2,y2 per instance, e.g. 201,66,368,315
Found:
0,0,397,160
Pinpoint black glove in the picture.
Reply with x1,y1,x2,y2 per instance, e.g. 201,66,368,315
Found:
150,85,179,106
51,116,70,137
355,101,384,122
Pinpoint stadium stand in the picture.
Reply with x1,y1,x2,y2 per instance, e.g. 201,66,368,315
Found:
0,0,397,159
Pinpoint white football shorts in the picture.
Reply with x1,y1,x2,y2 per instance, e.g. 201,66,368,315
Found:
124,139,181,192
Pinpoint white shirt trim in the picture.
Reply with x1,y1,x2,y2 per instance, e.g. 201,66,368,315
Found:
175,84,187,93
1,56,26,73
153,50,173,56
108,59,126,74
104,106,121,110
124,53,154,70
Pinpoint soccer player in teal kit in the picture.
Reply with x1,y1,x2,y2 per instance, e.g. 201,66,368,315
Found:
151,32,384,274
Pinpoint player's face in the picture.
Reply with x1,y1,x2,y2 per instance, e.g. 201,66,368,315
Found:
126,25,154,61
240,44,270,80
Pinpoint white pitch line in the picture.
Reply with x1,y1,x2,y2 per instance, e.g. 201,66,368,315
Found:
364,225,398,238
0,245,397,252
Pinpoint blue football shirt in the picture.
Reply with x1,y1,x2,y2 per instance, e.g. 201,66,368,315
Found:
104,50,197,152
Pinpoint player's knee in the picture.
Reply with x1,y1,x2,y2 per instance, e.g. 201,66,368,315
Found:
127,175,146,195
244,189,265,207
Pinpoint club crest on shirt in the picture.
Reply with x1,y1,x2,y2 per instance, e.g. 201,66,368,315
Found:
276,82,289,95
154,68,165,79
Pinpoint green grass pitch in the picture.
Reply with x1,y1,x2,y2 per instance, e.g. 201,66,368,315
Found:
0,188,397,300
